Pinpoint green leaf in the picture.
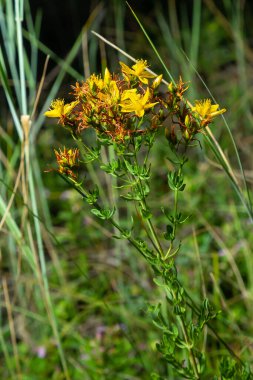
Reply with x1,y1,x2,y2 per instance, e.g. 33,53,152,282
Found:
198,298,219,329
121,183,150,201
134,135,143,151
86,186,99,205
121,191,142,201
168,171,186,191
164,224,174,241
91,206,115,220
112,234,122,240
153,277,165,288
121,228,132,239
83,146,101,163
140,206,152,219
124,159,136,175
100,157,125,177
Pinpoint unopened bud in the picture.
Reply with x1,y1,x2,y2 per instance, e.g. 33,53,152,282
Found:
152,74,163,89
184,114,191,128
104,68,111,85
168,82,174,93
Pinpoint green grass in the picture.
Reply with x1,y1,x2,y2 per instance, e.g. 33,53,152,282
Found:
0,0,253,379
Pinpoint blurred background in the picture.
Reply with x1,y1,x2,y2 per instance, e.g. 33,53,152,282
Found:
1,0,253,379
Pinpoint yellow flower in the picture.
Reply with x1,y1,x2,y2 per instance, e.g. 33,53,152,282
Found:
97,80,120,106
88,74,104,90
120,60,156,84
191,99,226,120
121,88,138,101
44,99,78,118
88,68,112,91
120,88,158,117
87,69,119,108
108,80,120,103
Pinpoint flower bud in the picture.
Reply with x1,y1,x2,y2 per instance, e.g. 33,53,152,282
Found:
104,68,111,85
168,82,174,93
152,74,163,89
184,114,191,128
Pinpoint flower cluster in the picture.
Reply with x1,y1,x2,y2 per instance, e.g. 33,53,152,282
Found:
45,60,163,141
45,59,226,177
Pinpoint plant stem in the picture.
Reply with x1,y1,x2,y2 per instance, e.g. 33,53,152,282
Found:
178,313,199,379
108,215,149,258
172,187,178,240
131,146,164,257
141,200,164,257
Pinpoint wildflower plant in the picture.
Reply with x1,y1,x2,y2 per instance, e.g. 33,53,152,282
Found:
45,60,251,379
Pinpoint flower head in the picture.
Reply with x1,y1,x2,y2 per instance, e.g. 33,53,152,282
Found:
88,68,112,91
120,88,158,117
120,60,156,84
44,99,78,118
97,80,120,106
88,74,104,91
191,99,226,122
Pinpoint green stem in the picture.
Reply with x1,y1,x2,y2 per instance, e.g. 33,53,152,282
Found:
140,199,163,257
172,187,178,240
108,216,148,258
132,144,164,257
178,313,199,378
